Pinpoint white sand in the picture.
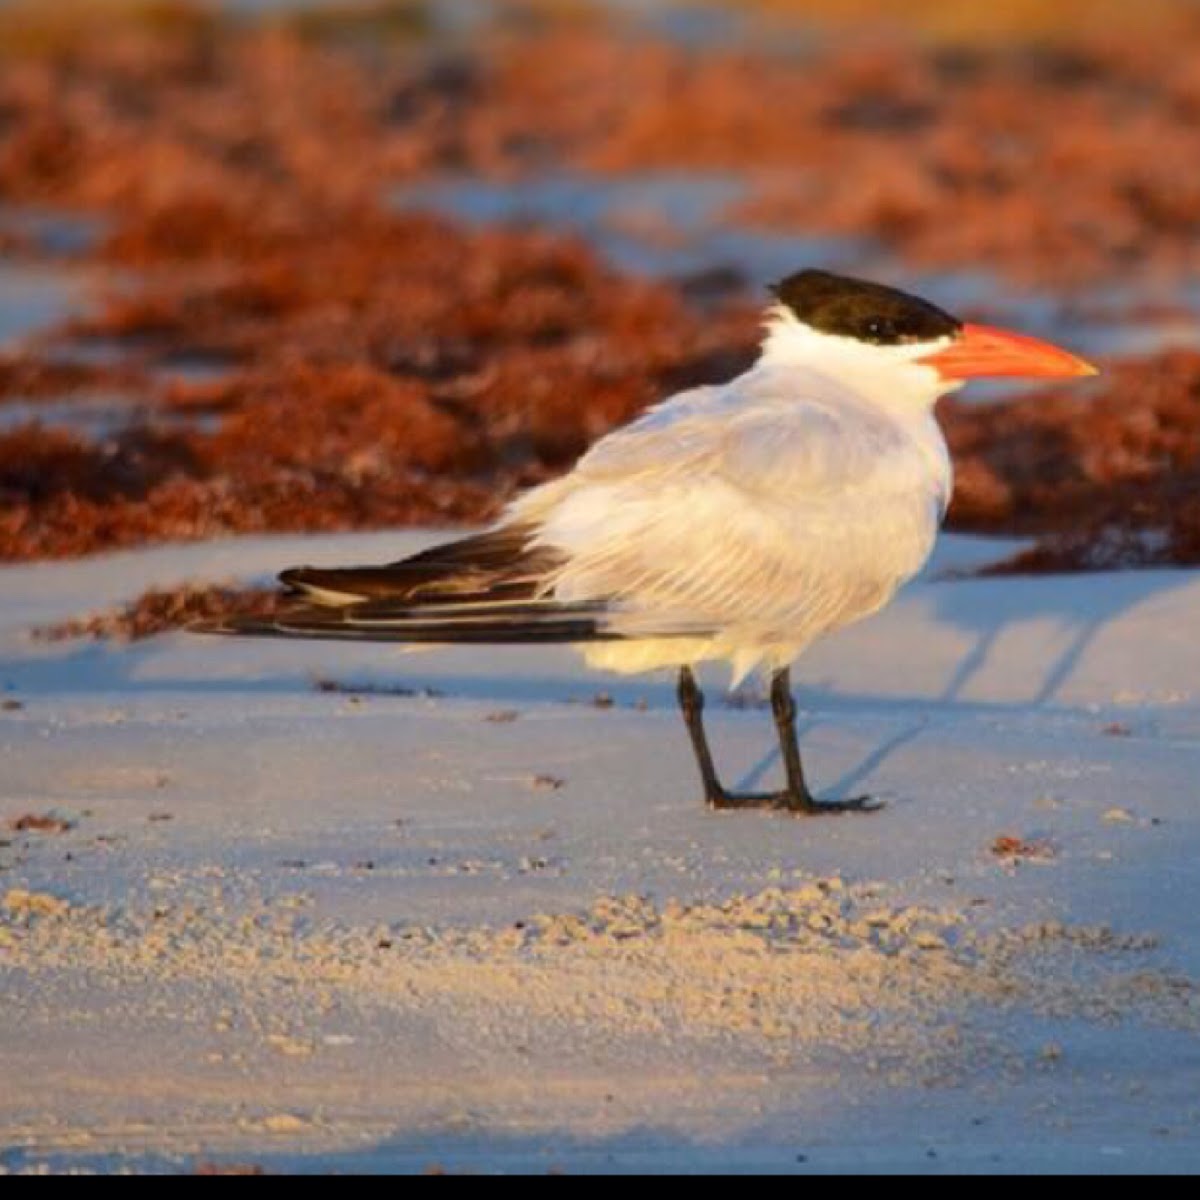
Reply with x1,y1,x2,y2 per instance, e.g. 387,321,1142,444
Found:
3,530,1200,1174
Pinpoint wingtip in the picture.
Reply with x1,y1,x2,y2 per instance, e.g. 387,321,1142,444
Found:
279,566,313,591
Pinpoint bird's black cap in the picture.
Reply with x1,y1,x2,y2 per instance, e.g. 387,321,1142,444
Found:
771,269,961,346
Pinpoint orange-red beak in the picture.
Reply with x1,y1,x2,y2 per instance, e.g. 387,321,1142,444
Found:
922,323,1098,381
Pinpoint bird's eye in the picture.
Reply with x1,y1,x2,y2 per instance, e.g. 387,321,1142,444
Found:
865,318,893,341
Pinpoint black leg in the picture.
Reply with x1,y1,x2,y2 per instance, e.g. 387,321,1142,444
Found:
676,665,882,815
677,666,727,807
770,667,816,807
769,668,881,815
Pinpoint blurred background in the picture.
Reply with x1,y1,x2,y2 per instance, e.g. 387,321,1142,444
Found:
3,0,1200,630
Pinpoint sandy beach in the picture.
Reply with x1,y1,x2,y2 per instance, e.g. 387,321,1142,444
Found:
3,530,1200,1173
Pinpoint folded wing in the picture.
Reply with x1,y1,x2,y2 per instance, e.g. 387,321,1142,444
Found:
197,525,622,644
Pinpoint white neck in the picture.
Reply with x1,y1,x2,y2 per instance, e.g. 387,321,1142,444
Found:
758,305,961,416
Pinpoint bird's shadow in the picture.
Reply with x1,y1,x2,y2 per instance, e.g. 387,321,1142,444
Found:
733,712,928,800
927,567,1187,708
735,567,1196,800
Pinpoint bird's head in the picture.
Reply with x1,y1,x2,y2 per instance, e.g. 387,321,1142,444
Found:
761,269,1097,411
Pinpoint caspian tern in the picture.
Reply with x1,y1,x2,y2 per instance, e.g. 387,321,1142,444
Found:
202,270,1096,814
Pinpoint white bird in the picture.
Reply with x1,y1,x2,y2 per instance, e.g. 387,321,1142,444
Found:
202,270,1096,814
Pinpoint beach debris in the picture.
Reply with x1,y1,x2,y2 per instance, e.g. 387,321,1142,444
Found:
314,678,443,699
990,835,1058,865
35,585,279,643
8,813,73,835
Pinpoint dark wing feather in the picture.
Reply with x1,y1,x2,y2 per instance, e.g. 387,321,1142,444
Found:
195,525,621,645
279,525,562,606
200,602,617,644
